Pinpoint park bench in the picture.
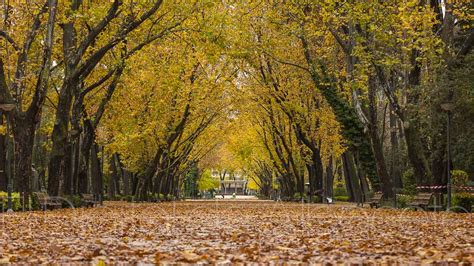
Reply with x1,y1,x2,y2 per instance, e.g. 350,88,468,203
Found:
81,194,99,207
409,192,433,211
34,192,62,211
367,192,383,208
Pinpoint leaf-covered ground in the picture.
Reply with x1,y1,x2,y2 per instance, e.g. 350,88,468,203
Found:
0,201,472,264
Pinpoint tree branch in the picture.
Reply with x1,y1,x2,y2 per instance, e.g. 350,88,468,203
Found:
13,2,49,93
0,30,20,51
80,68,116,97
74,0,122,65
27,0,59,120
0,59,14,104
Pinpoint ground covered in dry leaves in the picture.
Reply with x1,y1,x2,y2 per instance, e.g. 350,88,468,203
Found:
0,201,473,264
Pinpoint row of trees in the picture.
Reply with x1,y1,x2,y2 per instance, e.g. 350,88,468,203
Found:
0,1,472,204
0,0,233,204
204,1,473,202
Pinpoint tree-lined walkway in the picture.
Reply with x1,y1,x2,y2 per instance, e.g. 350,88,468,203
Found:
0,201,472,264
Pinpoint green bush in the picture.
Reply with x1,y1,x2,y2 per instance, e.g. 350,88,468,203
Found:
452,193,474,212
31,194,40,210
63,195,82,208
311,195,322,203
451,170,469,187
333,186,347,197
396,194,414,209
0,191,21,211
334,195,349,202
293,192,307,201
123,195,133,202
402,169,417,195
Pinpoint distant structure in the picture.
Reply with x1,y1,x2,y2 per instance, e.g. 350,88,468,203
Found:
211,169,248,195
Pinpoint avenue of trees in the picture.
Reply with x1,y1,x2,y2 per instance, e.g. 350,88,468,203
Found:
0,1,472,206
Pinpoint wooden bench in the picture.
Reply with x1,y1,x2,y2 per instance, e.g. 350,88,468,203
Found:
33,192,62,211
81,194,99,207
367,192,383,208
409,192,433,211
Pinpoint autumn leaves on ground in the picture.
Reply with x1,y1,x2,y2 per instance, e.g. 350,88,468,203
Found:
1,201,472,264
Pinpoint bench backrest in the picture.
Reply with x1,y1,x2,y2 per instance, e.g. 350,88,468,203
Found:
82,194,94,200
413,193,433,204
371,192,383,201
34,192,49,201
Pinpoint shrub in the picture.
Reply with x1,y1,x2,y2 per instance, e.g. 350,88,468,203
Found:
31,194,41,210
123,195,133,202
451,170,469,187
333,186,347,197
396,194,414,209
0,191,21,211
334,195,349,202
293,192,307,201
63,195,82,208
402,169,417,195
311,195,322,203
452,193,474,212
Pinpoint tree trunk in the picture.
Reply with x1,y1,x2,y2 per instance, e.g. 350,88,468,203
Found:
367,75,393,198
77,119,95,194
326,158,334,199
48,104,71,196
113,153,122,195
90,143,103,203
108,154,117,200
61,143,73,195
389,108,402,188
131,172,138,197
12,115,36,208
342,151,362,203
71,137,81,194
123,169,130,196
404,124,432,185
0,132,6,191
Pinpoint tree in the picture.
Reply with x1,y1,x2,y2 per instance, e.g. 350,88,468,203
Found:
0,0,58,204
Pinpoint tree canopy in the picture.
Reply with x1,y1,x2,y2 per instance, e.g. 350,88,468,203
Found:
0,0,472,203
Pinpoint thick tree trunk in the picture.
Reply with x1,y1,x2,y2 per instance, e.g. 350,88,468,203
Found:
0,132,6,191
389,109,402,188
71,137,80,194
61,143,73,195
404,124,432,185
367,75,393,198
123,169,131,196
48,103,72,196
90,143,103,202
326,159,334,199
113,153,121,195
368,131,393,198
342,151,362,203
77,119,95,194
313,151,324,190
13,115,36,208
108,154,118,200
307,164,315,200
132,173,139,197
136,148,162,199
